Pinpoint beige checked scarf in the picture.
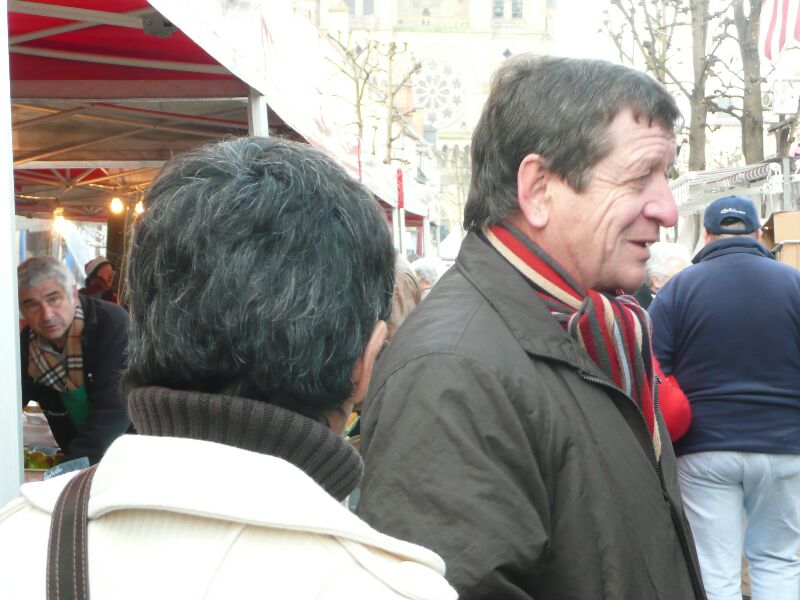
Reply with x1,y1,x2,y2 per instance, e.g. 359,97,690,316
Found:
27,305,85,392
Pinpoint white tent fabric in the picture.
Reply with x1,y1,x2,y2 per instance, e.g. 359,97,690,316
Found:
438,230,463,260
149,0,400,206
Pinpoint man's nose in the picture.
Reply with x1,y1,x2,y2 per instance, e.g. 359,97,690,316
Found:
644,178,678,228
40,303,55,321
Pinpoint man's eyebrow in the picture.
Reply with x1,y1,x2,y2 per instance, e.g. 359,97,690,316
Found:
628,155,667,175
44,292,61,300
21,298,37,307
643,152,675,171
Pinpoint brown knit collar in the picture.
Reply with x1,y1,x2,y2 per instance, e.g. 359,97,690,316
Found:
127,386,362,501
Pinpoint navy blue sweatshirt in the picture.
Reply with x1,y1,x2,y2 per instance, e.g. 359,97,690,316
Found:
649,237,800,456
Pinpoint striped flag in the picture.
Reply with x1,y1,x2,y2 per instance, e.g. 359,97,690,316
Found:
760,0,800,62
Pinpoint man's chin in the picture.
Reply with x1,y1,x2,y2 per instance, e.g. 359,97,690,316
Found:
613,269,646,294
37,328,65,343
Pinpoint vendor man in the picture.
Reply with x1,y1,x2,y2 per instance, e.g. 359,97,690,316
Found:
18,256,131,464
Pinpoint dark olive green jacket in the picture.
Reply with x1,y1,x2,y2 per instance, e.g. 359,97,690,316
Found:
358,232,706,600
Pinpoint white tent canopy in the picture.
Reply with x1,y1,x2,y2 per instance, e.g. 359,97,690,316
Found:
149,0,400,206
439,229,463,260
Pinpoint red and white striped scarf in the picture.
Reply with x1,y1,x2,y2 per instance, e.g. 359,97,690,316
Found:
484,222,661,460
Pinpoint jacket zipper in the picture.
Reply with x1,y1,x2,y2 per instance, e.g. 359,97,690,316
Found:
580,372,706,599
578,372,661,480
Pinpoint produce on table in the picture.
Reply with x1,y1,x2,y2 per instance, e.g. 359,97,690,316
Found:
24,450,64,470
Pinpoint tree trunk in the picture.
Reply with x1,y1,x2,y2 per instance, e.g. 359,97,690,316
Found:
689,0,709,171
735,0,765,164
688,92,707,171
384,43,395,164
354,65,364,146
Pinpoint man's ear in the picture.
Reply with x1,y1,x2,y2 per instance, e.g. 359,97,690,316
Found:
71,284,79,305
703,229,713,246
348,320,388,407
516,153,551,230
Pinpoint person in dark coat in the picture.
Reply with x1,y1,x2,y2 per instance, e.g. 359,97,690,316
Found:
357,55,706,599
19,256,131,464
79,255,118,304
649,195,800,599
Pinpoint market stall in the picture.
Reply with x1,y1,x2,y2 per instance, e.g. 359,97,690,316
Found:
2,0,433,503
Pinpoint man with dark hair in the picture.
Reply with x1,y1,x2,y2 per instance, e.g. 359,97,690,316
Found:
357,55,706,598
17,255,130,464
649,195,800,600
0,138,456,599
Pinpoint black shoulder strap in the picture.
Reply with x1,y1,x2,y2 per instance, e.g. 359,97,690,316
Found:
46,465,98,600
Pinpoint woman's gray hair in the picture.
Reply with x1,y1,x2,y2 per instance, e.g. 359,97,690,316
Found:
17,256,75,300
124,137,395,421
412,257,441,285
646,242,692,279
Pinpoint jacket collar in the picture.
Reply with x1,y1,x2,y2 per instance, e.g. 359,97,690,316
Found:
21,435,449,576
127,386,362,501
455,232,609,381
693,236,774,264
77,294,97,348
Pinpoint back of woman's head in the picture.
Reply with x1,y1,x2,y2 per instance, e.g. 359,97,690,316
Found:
124,137,395,420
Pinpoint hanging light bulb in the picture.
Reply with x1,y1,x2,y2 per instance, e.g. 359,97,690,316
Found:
52,207,65,233
110,197,124,214
134,200,144,215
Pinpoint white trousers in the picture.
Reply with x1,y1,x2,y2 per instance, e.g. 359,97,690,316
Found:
677,451,800,600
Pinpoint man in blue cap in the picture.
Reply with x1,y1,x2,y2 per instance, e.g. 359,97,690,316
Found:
649,195,800,600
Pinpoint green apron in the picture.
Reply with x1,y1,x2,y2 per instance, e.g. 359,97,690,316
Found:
58,385,89,429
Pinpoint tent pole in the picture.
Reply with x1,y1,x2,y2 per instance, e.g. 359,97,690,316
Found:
398,208,406,256
10,46,227,75
0,0,25,507
9,1,145,28
389,207,397,249
247,88,269,137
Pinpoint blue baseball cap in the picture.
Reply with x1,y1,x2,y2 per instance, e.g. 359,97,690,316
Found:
703,195,760,234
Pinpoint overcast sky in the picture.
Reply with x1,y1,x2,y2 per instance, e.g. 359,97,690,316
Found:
552,0,619,62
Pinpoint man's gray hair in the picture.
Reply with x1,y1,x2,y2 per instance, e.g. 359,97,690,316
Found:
18,256,75,299
464,55,681,231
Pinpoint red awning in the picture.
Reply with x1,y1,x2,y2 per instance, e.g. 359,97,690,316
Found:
9,0,404,219
11,0,230,81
